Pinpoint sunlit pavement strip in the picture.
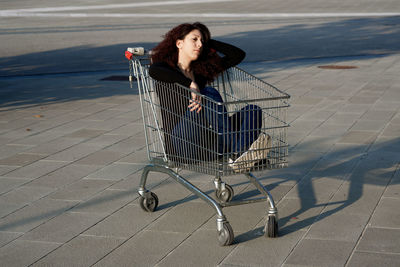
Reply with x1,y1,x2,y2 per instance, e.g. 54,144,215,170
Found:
1,0,399,18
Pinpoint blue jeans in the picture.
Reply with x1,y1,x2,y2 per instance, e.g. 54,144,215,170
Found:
171,87,262,161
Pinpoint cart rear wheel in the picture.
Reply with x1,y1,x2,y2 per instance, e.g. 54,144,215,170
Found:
265,215,278,238
139,192,158,212
218,222,234,246
215,184,234,203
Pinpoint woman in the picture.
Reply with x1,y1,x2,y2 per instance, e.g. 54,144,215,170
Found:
149,22,270,171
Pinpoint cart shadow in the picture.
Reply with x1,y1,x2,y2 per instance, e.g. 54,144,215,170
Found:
153,137,399,244
233,137,400,242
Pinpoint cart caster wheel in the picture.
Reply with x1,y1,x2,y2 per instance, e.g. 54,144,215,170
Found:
218,222,234,246
139,192,158,212
265,215,278,238
215,184,234,203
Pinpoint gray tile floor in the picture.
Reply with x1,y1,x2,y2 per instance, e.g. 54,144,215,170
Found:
1,0,400,266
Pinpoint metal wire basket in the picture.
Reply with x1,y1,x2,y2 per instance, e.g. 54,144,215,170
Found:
128,50,289,176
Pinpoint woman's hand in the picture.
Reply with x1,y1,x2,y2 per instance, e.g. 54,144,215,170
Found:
188,81,202,113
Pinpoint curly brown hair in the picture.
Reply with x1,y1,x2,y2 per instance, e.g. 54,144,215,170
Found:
151,22,224,83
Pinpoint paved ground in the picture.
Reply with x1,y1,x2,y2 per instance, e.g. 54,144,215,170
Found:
1,0,400,266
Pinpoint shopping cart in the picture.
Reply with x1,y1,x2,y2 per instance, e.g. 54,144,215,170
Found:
125,47,290,246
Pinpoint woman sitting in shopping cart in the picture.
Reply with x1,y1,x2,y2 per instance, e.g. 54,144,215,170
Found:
149,22,270,171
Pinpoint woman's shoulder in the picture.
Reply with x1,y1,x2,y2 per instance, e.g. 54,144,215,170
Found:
149,61,192,87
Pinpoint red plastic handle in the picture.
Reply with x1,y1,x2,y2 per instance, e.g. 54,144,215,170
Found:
125,51,133,60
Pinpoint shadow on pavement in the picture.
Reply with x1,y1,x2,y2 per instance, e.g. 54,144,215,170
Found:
1,16,400,109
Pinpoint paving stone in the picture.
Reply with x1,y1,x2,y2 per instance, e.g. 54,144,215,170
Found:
299,109,335,122
283,239,354,267
0,177,29,195
382,122,400,137
305,209,370,242
221,228,306,267
70,103,114,115
148,202,214,234
83,204,164,238
71,189,136,214
9,130,67,146
0,185,54,207
116,148,149,164
0,153,44,166
83,117,131,131
360,109,396,121
45,144,101,162
108,170,169,191
49,120,97,135
3,160,69,180
284,176,345,203
0,202,23,218
74,150,126,165
339,103,370,114
290,119,322,134
0,240,60,267
356,227,400,254
324,112,362,126
32,235,123,267
0,198,78,233
383,169,400,199
292,135,338,153
286,150,323,172
63,128,107,139
309,123,351,137
329,180,387,216
348,95,377,104
26,164,101,188
338,130,379,144
93,230,188,267
292,97,323,106
370,136,400,154
48,179,115,201
86,163,143,180
20,211,107,243
81,134,128,148
0,166,18,176
350,119,388,131
0,231,22,248
274,197,326,232
23,137,83,155
157,229,235,266
312,159,362,180
347,251,400,267
106,122,144,136
146,178,196,210
201,201,267,234
369,197,400,228
83,109,126,121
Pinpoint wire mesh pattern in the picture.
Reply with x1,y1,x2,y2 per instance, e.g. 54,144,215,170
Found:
129,54,289,176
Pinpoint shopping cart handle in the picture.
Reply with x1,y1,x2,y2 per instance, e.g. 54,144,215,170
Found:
127,47,145,56
125,51,133,60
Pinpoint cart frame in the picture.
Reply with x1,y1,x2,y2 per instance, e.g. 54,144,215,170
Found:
126,47,290,245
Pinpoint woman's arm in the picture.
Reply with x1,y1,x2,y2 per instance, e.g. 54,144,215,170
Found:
209,39,246,69
149,62,192,88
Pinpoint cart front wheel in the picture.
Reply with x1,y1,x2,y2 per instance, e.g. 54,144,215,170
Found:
265,214,278,238
218,222,234,246
139,192,159,212
215,184,234,203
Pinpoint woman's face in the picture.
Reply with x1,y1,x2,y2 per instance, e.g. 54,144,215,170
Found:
176,29,203,62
